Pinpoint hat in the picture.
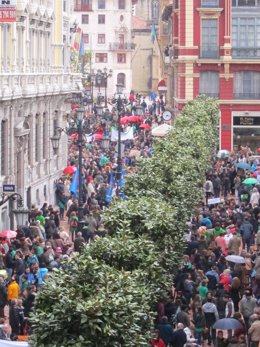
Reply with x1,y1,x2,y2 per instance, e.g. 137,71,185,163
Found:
56,247,62,254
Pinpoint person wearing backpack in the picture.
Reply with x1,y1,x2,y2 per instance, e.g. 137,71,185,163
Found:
69,211,78,241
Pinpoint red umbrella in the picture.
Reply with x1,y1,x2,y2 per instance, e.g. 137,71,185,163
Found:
137,117,144,122
63,165,76,175
95,133,103,141
258,148,260,154
70,133,78,140
127,115,140,122
139,123,151,129
0,230,17,239
120,116,130,125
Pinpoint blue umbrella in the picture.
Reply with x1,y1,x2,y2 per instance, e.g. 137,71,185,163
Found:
213,318,243,330
235,162,251,170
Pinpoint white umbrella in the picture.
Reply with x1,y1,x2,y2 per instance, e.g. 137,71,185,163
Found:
217,149,230,159
151,123,172,137
225,255,245,264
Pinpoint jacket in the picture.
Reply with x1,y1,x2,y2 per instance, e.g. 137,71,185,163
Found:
248,320,260,342
157,322,174,345
239,296,257,318
171,329,187,347
239,221,253,240
7,281,19,301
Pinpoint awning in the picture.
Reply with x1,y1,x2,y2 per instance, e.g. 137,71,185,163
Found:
0,341,28,347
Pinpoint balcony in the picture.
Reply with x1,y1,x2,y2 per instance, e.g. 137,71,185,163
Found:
233,47,260,59
234,92,260,100
74,5,92,11
201,0,219,7
200,46,219,59
109,42,135,51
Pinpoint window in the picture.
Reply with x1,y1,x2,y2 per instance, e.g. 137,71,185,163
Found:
201,0,219,6
201,19,218,58
199,71,219,97
42,113,47,160
35,115,40,162
63,0,67,11
232,17,260,58
83,33,89,44
98,0,105,9
118,0,126,9
74,0,92,11
232,0,260,6
117,53,126,63
151,0,159,19
98,34,105,44
98,15,105,24
95,53,107,63
234,71,260,99
1,120,8,176
117,73,126,87
82,14,89,24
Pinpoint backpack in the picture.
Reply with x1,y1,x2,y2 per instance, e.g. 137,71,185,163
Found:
205,181,211,191
70,217,78,228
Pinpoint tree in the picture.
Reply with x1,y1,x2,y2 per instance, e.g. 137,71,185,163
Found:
30,97,219,346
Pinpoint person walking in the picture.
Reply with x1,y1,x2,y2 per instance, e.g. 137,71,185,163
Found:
171,323,187,347
202,297,219,345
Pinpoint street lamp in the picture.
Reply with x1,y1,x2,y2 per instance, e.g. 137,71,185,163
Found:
0,193,30,227
96,72,102,105
102,67,113,107
113,84,127,195
50,132,61,154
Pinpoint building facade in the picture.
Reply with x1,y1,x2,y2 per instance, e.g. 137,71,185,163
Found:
170,0,260,151
72,0,133,97
0,0,81,229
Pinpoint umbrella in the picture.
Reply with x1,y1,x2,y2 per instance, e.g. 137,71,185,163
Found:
152,124,172,137
258,148,260,154
139,123,151,129
70,133,78,140
243,177,258,185
217,150,230,159
94,133,103,141
225,255,245,264
127,115,139,122
137,117,144,122
63,165,76,175
0,229,17,239
213,318,243,330
120,116,130,125
235,162,251,170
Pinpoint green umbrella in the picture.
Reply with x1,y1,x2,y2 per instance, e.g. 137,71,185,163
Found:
243,178,258,185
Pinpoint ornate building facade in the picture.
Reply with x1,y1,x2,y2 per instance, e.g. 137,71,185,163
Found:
0,0,81,229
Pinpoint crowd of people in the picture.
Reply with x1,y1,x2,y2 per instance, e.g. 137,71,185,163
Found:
0,93,164,341
152,147,260,347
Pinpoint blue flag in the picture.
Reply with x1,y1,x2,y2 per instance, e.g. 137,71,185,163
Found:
151,23,156,44
70,168,79,197
105,172,115,204
79,34,85,57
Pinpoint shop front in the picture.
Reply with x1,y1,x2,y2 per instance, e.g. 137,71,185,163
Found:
232,112,260,152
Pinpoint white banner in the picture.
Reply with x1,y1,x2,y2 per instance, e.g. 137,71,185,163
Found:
0,341,28,347
111,127,134,142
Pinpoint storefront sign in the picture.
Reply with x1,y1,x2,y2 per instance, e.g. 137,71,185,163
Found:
233,116,260,126
0,0,16,22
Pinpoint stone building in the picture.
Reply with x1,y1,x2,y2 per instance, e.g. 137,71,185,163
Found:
0,0,81,229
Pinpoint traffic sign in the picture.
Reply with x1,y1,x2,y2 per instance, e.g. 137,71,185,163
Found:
3,184,15,193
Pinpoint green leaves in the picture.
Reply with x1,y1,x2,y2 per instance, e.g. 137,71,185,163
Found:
30,97,218,346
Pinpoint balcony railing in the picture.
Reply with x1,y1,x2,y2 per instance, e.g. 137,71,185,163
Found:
201,0,219,7
233,47,260,59
200,46,219,59
200,92,219,97
234,92,260,100
74,4,92,11
109,42,135,51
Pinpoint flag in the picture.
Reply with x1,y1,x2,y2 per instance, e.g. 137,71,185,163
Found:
70,168,79,197
73,27,82,51
79,33,85,57
105,173,115,204
151,23,156,44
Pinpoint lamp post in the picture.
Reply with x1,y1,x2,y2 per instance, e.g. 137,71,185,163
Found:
51,105,86,233
96,71,102,105
102,67,113,108
113,83,127,196
0,193,30,227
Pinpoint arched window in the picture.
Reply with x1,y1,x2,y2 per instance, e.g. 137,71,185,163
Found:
35,114,40,162
42,112,47,159
117,73,125,87
24,119,32,165
151,0,159,20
